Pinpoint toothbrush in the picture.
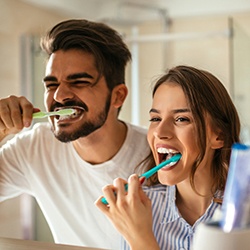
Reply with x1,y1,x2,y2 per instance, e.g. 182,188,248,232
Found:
32,108,76,119
101,153,182,205
140,153,182,179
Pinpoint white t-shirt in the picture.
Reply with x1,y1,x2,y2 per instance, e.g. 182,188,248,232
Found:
0,122,150,249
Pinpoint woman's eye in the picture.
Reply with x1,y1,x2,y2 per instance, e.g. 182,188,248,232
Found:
149,117,161,122
175,117,190,122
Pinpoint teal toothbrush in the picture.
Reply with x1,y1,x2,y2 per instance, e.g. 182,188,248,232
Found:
32,108,76,119
101,153,182,205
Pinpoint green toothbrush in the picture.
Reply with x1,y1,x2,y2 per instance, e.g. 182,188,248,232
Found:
32,108,76,119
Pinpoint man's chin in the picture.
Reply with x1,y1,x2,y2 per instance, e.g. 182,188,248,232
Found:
52,127,92,142
50,120,104,142
54,131,79,143
51,126,79,142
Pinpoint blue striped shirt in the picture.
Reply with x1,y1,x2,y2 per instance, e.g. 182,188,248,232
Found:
121,184,223,250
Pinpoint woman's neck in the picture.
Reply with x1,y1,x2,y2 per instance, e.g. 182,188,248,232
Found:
175,183,214,225
175,164,216,225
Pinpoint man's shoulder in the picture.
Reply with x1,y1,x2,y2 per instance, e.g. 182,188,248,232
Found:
18,122,53,141
32,121,51,130
126,122,147,135
30,122,52,135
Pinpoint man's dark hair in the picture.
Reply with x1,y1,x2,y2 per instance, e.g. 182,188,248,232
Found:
41,19,132,91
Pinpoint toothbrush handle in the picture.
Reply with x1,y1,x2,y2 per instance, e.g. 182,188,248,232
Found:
32,112,48,119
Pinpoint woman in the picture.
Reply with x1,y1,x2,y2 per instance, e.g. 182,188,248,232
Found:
95,65,241,250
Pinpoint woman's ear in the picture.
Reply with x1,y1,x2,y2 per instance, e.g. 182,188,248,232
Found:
111,84,128,109
211,131,224,149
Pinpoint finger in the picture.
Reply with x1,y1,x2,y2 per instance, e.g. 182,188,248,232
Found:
138,187,151,206
127,174,140,193
0,96,33,130
18,97,34,127
0,99,15,129
139,176,146,185
95,196,110,214
102,184,117,206
113,177,128,196
128,175,150,205
33,107,41,113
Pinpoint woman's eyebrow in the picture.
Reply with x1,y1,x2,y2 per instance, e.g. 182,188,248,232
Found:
173,108,191,114
149,108,191,114
149,108,160,114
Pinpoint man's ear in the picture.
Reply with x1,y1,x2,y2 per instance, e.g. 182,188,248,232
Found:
211,131,224,149
111,84,128,109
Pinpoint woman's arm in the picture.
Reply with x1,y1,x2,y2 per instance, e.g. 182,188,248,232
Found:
95,174,160,250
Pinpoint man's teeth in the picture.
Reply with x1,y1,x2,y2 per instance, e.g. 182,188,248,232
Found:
58,111,79,120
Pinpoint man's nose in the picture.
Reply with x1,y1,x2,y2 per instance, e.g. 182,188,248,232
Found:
53,83,75,103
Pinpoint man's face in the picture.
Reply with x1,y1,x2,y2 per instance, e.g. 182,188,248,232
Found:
43,49,112,142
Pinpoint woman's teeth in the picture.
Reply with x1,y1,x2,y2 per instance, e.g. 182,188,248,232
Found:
157,147,180,162
157,148,179,154
165,161,177,168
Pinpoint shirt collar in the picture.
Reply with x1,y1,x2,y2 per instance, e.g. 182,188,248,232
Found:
161,185,180,223
160,186,224,224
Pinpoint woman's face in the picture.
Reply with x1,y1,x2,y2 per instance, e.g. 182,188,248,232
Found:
147,82,220,186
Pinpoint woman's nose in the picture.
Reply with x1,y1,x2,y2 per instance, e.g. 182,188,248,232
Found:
153,123,173,140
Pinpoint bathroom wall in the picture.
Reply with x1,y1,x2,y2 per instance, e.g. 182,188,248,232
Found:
1,0,250,243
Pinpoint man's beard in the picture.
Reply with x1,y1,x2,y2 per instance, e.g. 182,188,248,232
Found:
52,94,111,143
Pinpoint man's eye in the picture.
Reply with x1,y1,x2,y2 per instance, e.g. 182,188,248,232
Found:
71,80,92,85
45,83,58,90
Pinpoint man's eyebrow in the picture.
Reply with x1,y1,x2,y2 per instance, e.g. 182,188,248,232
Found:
149,108,191,114
43,72,94,82
67,72,94,81
43,76,57,82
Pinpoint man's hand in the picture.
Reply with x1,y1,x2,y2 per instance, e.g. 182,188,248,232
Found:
0,95,38,140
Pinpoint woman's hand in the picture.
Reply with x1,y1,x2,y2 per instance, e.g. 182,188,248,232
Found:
95,174,160,250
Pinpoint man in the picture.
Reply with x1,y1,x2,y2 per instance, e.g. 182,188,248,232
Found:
0,19,151,249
